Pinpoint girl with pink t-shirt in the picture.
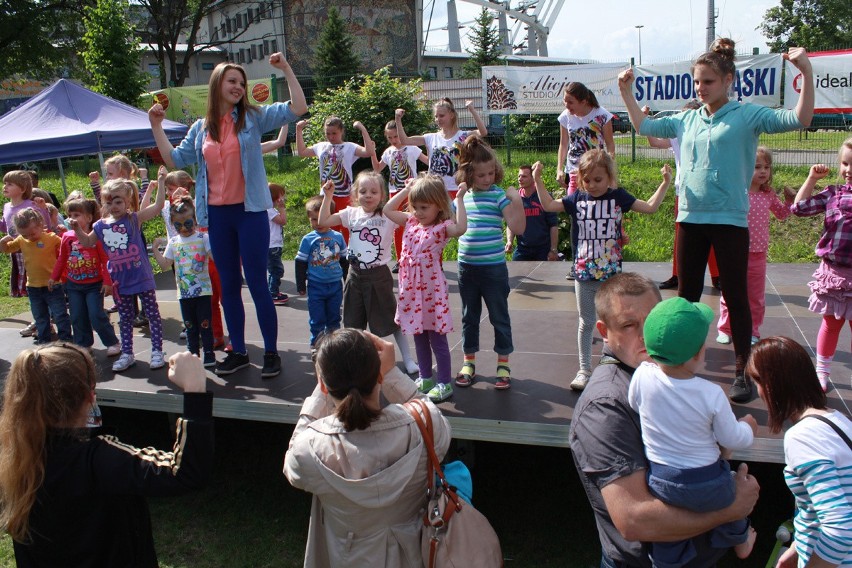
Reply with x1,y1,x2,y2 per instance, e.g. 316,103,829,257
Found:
717,147,793,345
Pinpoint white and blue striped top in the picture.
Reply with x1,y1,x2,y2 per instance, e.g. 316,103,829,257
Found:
783,411,852,567
458,185,510,265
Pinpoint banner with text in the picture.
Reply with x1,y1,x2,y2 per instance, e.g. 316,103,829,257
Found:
783,49,852,113
483,54,783,114
140,78,274,126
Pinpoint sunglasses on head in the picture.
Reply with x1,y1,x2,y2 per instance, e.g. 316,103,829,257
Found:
173,219,195,231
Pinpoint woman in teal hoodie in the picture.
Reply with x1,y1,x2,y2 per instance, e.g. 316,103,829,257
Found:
618,38,814,403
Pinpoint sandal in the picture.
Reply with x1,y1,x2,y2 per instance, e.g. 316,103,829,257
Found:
495,364,512,390
455,361,476,387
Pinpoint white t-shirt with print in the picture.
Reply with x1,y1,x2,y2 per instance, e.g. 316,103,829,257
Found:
424,130,470,191
338,206,397,269
311,141,359,198
557,107,613,173
381,145,423,194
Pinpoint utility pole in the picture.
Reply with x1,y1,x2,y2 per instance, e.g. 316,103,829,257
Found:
706,0,716,48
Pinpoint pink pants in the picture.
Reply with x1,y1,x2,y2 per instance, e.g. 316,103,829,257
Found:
718,251,766,338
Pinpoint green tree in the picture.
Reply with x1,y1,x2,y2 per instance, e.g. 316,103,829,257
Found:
460,8,503,79
303,67,431,159
759,0,852,52
81,0,148,104
313,6,361,92
0,0,91,80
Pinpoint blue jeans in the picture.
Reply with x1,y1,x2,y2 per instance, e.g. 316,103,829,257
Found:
600,551,631,568
65,280,118,348
27,285,72,344
307,280,343,346
267,246,284,294
512,245,549,261
458,262,513,355
207,204,277,354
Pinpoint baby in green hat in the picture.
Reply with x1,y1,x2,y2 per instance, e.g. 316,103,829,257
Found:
627,296,758,566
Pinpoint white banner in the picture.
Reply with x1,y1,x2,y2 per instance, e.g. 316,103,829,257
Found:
483,63,627,114
483,54,783,114
783,49,852,112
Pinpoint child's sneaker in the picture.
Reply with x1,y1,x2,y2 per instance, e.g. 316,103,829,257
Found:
179,328,187,340
404,359,420,375
133,314,149,328
216,352,250,375
19,322,37,337
716,332,731,345
571,370,591,391
426,382,453,403
150,350,166,370
750,335,759,345
415,377,435,393
106,343,122,357
203,351,217,368
112,353,135,372
272,293,289,306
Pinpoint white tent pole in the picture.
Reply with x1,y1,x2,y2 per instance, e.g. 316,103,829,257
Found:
97,152,105,177
57,158,67,196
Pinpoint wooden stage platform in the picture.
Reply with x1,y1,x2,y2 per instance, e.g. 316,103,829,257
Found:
1,262,849,464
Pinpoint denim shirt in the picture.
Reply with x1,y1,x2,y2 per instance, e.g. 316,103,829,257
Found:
170,102,300,227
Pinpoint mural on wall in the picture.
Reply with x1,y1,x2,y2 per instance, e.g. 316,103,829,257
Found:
284,1,417,76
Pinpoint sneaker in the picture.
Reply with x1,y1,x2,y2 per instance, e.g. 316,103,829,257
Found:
203,351,217,368
571,371,591,391
712,276,722,290
404,359,420,375
106,343,122,357
565,265,576,281
106,304,119,313
658,275,678,290
261,352,281,378
216,352,250,375
272,293,289,306
716,332,732,345
19,322,37,337
729,373,752,403
817,372,829,392
415,377,436,393
150,350,166,370
179,328,187,340
392,262,400,274
751,336,760,345
426,382,453,403
112,353,136,372
133,314,149,328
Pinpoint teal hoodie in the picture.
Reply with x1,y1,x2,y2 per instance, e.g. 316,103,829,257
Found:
640,101,801,227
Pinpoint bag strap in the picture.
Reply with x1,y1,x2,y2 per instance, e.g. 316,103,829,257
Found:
804,414,852,451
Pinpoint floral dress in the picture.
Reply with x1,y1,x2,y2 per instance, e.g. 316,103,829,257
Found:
395,217,453,334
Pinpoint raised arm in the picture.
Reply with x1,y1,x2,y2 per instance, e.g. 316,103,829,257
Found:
371,146,385,172
138,166,168,223
352,121,375,158
630,164,672,214
795,164,829,203
446,184,468,238
384,183,411,227
602,119,615,157
295,120,314,158
532,161,566,213
151,237,173,271
148,104,177,169
269,53,307,116
502,185,526,236
395,108,425,147
617,68,648,133
261,124,289,154
785,47,814,127
317,180,342,228
466,99,487,137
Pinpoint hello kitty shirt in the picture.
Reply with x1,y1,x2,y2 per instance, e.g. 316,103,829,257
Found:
93,212,155,295
312,141,358,198
396,217,453,335
163,232,212,299
338,207,396,269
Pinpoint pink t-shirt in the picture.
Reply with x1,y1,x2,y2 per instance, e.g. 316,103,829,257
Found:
748,190,791,253
203,115,245,206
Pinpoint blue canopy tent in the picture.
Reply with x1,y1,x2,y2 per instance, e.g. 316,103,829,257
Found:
0,79,188,194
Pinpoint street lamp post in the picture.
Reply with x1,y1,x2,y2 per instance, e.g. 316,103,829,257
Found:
635,25,644,65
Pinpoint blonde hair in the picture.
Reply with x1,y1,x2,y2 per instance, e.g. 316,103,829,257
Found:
755,146,774,192
456,134,504,189
408,174,452,225
351,170,387,214
839,136,852,165
101,179,140,213
3,170,33,200
577,149,618,190
433,98,458,130
13,207,44,231
104,154,138,179
0,344,96,542
206,63,258,143
164,170,194,192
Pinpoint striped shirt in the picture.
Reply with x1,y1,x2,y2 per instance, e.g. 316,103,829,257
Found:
783,411,852,567
458,185,510,265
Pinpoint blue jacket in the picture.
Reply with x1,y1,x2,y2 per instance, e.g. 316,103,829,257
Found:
170,102,301,227
640,101,800,227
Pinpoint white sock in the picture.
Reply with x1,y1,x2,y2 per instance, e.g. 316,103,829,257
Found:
391,330,419,374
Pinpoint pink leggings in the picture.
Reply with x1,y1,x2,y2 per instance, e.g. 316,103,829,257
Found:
817,315,852,359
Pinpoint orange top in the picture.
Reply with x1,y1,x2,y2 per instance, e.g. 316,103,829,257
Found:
203,114,246,206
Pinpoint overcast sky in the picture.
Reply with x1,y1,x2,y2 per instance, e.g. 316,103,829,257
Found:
423,0,781,63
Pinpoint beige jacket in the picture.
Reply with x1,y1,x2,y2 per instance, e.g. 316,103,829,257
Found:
284,368,452,568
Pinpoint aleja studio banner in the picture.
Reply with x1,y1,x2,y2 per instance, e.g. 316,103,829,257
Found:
784,49,852,113
483,54,783,114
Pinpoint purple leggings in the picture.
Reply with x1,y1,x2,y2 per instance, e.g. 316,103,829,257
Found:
117,289,162,355
413,331,452,384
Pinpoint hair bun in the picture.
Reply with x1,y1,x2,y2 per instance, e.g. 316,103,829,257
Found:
710,38,736,60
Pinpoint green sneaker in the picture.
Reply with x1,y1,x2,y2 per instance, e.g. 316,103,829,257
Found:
426,382,453,403
415,377,435,393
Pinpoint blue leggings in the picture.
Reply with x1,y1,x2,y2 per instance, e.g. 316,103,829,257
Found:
207,204,277,354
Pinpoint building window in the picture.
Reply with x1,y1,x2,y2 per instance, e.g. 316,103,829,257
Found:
263,40,270,55
251,45,257,59
427,66,437,79
271,39,278,53
233,16,240,30
225,19,231,34
148,63,160,77
443,66,454,79
237,50,244,64
202,62,214,71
